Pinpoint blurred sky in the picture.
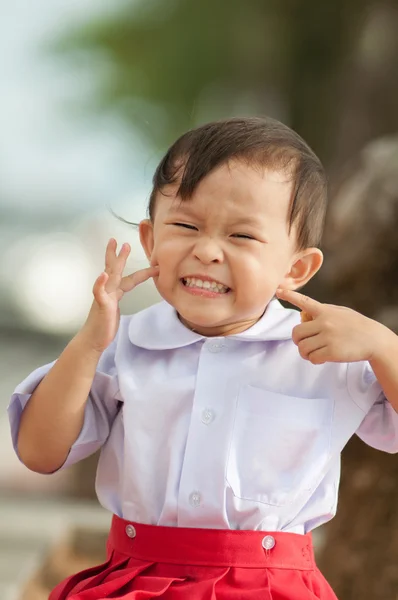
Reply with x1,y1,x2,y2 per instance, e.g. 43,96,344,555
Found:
0,0,152,222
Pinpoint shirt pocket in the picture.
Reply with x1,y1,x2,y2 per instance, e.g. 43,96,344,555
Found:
226,385,334,507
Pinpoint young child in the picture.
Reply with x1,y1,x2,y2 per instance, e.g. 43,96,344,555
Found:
8,116,398,600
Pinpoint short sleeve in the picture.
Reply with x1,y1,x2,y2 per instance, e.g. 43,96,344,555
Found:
348,360,398,453
7,337,122,470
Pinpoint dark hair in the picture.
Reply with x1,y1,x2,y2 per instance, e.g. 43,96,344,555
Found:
148,116,327,250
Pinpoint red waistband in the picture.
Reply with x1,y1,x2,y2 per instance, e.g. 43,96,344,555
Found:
107,515,315,570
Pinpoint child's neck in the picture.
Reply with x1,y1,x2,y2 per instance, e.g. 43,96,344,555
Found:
178,312,266,337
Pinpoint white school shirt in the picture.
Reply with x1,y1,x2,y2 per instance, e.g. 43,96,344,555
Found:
8,299,398,534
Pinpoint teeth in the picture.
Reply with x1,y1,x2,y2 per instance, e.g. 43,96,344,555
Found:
183,277,228,293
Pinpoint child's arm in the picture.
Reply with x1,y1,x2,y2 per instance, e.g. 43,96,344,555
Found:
17,332,103,473
16,239,159,474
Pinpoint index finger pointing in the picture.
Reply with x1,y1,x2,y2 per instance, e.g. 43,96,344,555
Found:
275,288,323,317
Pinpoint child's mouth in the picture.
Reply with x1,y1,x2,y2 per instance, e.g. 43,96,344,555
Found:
181,277,230,294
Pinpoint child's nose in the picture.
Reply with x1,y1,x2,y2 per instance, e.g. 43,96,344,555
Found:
193,237,224,264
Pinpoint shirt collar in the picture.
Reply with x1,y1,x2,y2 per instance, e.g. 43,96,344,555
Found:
128,299,299,350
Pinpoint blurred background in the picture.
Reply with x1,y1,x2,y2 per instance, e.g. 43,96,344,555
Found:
1,0,398,598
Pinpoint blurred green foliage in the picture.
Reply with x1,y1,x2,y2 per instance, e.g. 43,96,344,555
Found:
52,0,398,171
53,0,381,161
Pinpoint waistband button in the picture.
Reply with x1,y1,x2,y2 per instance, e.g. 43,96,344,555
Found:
125,524,137,539
262,535,276,550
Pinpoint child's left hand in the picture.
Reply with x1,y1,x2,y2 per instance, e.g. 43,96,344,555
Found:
276,288,392,365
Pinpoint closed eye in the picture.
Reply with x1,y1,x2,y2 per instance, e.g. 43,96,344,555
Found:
232,233,256,240
172,223,198,230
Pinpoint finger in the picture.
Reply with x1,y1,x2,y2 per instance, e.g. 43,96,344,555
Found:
297,335,325,360
307,346,329,365
105,243,131,294
120,265,160,292
292,321,321,344
92,272,109,305
276,288,323,317
118,242,130,257
113,243,131,276
105,238,118,272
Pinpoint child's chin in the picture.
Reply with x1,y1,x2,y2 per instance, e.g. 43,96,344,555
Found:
179,308,227,328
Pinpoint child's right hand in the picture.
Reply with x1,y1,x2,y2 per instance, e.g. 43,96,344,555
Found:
80,238,159,353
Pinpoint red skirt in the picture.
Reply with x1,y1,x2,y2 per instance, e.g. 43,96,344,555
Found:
50,514,338,599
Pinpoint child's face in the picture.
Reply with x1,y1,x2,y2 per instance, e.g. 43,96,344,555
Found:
140,161,321,336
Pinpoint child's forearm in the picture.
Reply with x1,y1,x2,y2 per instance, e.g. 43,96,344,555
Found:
17,332,103,474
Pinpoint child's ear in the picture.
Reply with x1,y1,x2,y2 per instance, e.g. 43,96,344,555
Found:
281,248,323,290
139,219,156,264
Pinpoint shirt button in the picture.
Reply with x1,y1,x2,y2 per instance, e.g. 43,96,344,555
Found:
189,491,202,507
262,535,276,550
201,408,215,424
125,524,136,539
